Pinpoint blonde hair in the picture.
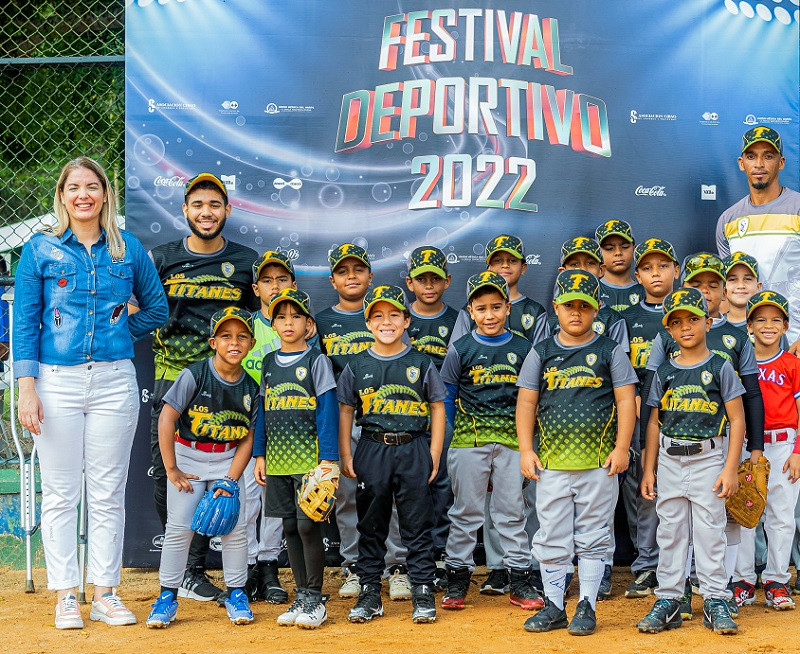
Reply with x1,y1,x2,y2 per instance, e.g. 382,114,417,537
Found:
51,156,125,260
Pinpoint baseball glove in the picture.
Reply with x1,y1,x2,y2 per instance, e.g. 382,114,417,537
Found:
726,456,770,529
191,477,240,536
297,462,339,522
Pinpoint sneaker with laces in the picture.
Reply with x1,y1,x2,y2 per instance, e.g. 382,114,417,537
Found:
295,590,328,629
480,569,510,595
225,589,254,625
626,570,657,598
348,585,384,623
523,598,568,632
277,591,306,626
597,565,612,600
678,579,693,620
339,568,361,599
568,597,597,635
89,591,137,626
146,590,178,628
637,597,682,633
55,594,84,630
442,567,472,610
509,567,545,610
702,598,738,634
764,581,796,610
257,560,289,604
178,567,222,601
411,584,437,623
388,565,412,601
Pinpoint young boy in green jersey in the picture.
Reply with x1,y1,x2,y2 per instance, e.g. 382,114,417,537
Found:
595,219,645,312
517,270,637,635
439,272,543,612
253,288,339,629
338,285,446,624
723,252,762,329
622,238,679,599
637,288,745,635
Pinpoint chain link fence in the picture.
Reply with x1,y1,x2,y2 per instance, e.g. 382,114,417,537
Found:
0,1,125,475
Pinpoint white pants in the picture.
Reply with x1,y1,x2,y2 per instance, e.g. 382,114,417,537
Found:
160,444,248,589
34,360,139,590
241,457,283,564
736,437,800,585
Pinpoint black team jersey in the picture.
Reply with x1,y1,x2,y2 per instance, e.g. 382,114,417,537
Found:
451,295,548,344
599,279,645,312
408,305,459,369
315,306,374,379
622,301,668,389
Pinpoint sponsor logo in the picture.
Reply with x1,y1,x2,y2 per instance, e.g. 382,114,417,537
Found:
220,174,236,192
701,184,717,201
264,102,315,114
633,323,644,329
700,111,720,126
525,254,542,265
152,534,164,549
446,252,459,264
702,370,712,385
154,175,186,187
141,388,150,404
635,185,667,197
201,391,211,398
147,466,155,477
273,177,303,190
219,99,239,114
630,109,677,124
743,113,792,126
148,98,197,113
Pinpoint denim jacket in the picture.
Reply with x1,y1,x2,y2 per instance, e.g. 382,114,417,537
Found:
13,227,168,378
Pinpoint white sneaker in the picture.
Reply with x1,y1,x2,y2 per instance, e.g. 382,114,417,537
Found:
295,593,327,629
388,566,412,601
90,591,137,626
55,595,84,630
277,595,305,626
339,570,361,599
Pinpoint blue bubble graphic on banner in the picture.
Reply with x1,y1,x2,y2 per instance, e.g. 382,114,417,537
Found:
325,167,340,182
134,134,165,166
371,183,392,203
319,185,344,208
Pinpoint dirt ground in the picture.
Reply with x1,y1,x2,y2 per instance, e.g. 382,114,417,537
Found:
1,567,799,654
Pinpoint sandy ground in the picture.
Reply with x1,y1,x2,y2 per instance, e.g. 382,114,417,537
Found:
1,567,799,654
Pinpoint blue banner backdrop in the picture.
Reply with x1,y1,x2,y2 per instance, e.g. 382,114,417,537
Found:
123,0,799,566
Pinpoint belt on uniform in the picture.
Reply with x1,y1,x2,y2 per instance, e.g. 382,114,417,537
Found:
764,428,794,444
175,434,238,452
361,431,420,445
662,435,720,456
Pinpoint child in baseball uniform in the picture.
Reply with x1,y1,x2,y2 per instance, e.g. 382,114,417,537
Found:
147,307,259,628
253,289,339,628
723,252,762,330
732,291,800,609
517,270,637,635
338,285,446,624
621,238,680,598
637,288,745,635
439,272,542,611
595,219,645,313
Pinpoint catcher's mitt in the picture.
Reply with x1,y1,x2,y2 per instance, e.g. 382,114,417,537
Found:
726,456,769,529
191,477,240,536
297,462,339,522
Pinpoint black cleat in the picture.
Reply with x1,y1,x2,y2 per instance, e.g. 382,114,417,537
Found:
567,597,597,635
702,598,738,635
637,598,682,633
348,585,384,623
523,598,568,633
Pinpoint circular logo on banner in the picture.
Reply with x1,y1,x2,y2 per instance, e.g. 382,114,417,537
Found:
152,534,164,549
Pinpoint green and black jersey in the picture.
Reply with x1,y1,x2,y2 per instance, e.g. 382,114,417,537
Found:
440,331,532,449
646,353,745,441
261,347,336,475
622,301,668,389
450,295,549,344
337,346,447,435
315,306,375,379
150,238,258,381
163,357,258,443
599,279,645,313
517,334,638,470
408,304,459,369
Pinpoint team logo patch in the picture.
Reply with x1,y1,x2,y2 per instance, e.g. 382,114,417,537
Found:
592,321,605,334
221,261,234,278
53,308,62,327
522,313,534,330
702,370,712,385
110,303,126,325
296,367,308,381
243,394,251,411
50,246,64,260
507,352,518,365
737,217,749,238
629,293,640,305
586,353,597,366
406,366,420,383
722,334,737,349
438,325,449,338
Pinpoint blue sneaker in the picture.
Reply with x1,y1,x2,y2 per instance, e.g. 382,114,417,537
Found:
146,591,178,628
225,589,254,625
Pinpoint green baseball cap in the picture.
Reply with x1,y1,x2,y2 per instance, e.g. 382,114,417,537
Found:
267,288,312,319
210,306,254,336
747,290,789,321
683,252,725,282
485,234,524,263
723,251,759,279
364,285,408,318
466,271,509,301
662,288,708,326
741,125,782,155
252,249,295,282
553,269,599,310
407,245,448,279
595,219,634,244
560,236,602,266
329,243,370,271
634,238,678,268
184,172,228,200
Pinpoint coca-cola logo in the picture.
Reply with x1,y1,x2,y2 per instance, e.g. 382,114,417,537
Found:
154,175,187,187
635,185,667,197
